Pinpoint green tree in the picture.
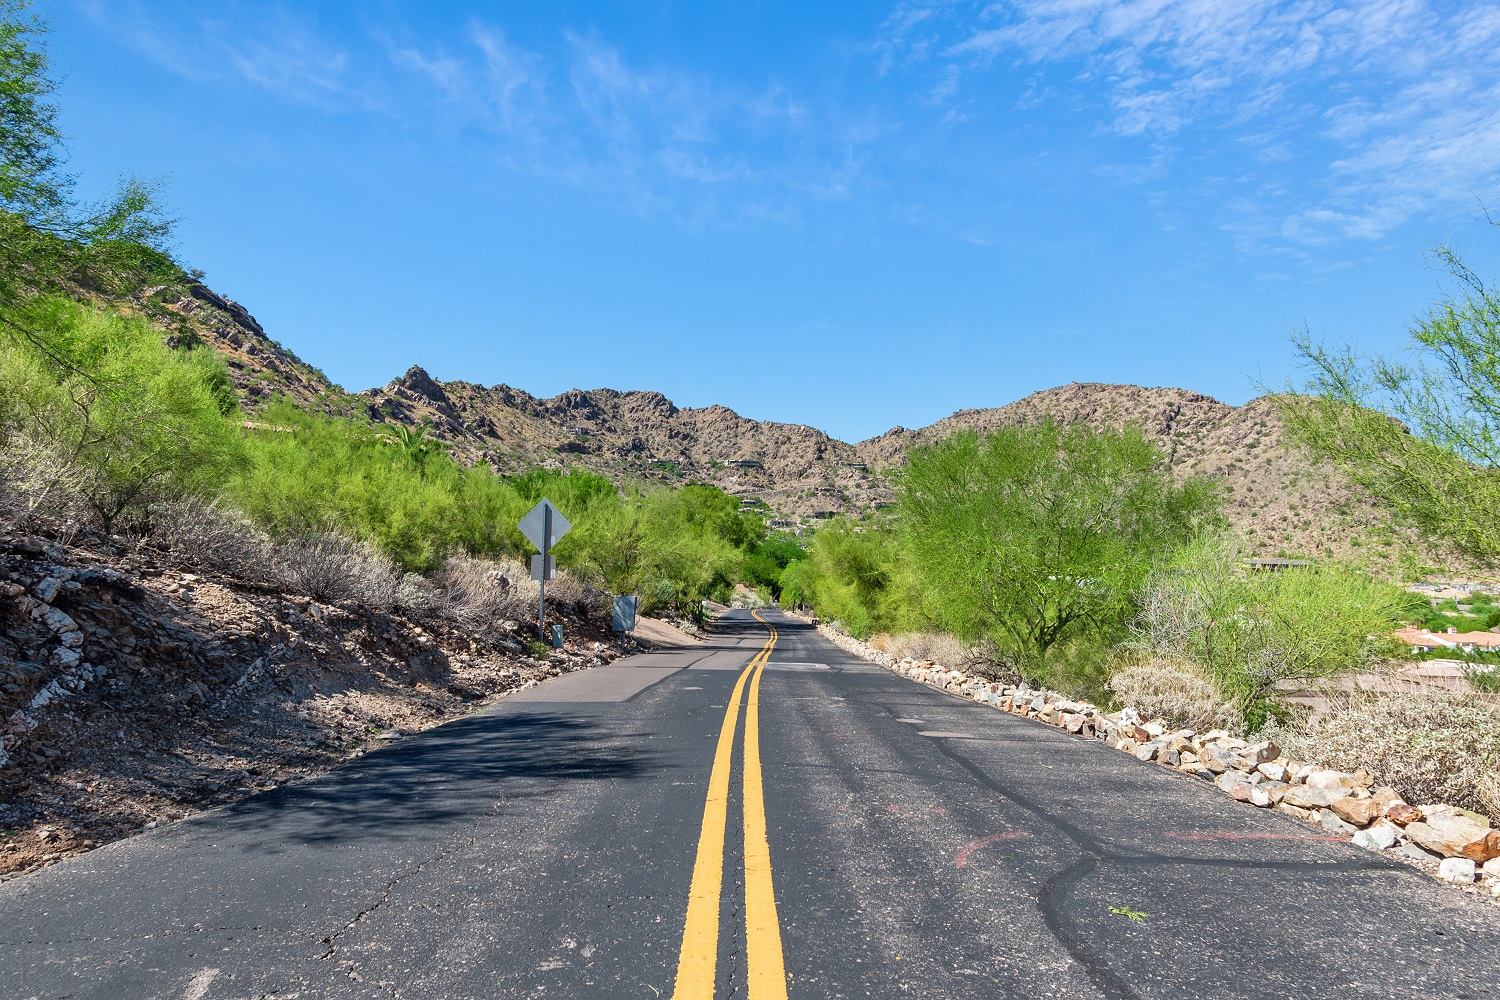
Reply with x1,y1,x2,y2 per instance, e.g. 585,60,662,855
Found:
744,536,805,600
899,423,1220,678
775,519,907,637
0,299,244,532
0,1,178,361
1280,242,1500,564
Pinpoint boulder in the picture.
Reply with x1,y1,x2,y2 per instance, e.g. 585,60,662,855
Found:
1404,815,1500,863
1320,810,1357,834
1386,802,1423,826
1437,858,1477,884
1305,770,1359,790
1281,784,1352,809
1352,823,1399,851
1256,761,1289,782
1330,797,1383,828
1397,842,1443,863
1248,741,1281,764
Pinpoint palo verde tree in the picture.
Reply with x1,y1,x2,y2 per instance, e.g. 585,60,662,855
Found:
1280,240,1500,566
0,1,178,345
898,423,1220,680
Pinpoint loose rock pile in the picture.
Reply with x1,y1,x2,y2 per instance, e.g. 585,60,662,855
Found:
819,624,1500,902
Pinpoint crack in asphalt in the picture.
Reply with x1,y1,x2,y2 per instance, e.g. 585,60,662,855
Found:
318,833,479,998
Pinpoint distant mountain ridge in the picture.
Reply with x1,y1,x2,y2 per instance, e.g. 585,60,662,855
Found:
162,281,1408,569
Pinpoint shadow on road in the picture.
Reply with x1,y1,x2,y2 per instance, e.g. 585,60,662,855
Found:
195,710,662,853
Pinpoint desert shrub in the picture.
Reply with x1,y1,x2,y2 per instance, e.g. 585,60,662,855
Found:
268,533,401,608
0,428,85,534
427,555,538,628
1265,693,1500,823
1463,663,1500,695
143,496,273,581
1131,533,1407,727
873,631,969,667
426,555,604,632
1107,660,1236,730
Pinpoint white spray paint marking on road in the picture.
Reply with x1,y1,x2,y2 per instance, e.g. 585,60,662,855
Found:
182,967,219,1000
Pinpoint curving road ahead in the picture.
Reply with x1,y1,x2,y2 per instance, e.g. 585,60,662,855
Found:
2,608,1498,999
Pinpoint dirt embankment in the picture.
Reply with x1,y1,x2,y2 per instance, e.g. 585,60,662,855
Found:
0,531,664,879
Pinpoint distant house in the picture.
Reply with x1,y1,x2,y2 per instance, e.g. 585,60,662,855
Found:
727,459,763,469
1247,558,1316,571
1393,626,1500,654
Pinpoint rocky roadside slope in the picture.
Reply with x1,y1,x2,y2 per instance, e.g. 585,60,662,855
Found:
0,529,648,879
818,623,1500,906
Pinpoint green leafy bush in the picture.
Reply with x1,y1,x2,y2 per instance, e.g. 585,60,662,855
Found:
898,423,1219,684
1132,534,1407,726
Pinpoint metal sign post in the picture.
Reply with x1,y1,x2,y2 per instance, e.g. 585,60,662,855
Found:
519,498,571,641
538,503,550,640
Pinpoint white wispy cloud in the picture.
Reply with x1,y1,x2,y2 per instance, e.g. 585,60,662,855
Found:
79,1,368,111
883,0,1500,244
81,3,875,227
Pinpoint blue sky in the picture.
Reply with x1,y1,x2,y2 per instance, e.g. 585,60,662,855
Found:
47,1,1500,442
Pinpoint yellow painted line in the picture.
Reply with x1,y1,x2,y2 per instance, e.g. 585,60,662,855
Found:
669,621,775,999
744,611,789,999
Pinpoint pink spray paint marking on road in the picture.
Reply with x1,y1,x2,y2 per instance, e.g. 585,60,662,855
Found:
954,831,1029,867
1165,831,1346,843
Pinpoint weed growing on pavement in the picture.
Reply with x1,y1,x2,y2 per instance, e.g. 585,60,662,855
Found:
1109,905,1151,922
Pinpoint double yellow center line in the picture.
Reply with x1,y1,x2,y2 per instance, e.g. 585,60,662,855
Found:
670,610,788,1000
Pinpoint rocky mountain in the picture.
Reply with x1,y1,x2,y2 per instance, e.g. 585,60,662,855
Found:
165,283,1417,569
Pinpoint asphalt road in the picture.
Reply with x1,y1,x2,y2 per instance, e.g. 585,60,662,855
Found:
2,608,1499,999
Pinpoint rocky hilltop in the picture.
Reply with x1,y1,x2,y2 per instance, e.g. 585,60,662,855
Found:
356,367,887,518
163,283,1409,566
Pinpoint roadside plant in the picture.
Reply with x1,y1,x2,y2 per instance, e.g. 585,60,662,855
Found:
1264,692,1500,823
898,423,1219,683
1130,533,1406,727
1279,240,1500,567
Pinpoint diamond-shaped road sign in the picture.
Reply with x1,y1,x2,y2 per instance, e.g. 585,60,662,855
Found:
518,499,571,552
